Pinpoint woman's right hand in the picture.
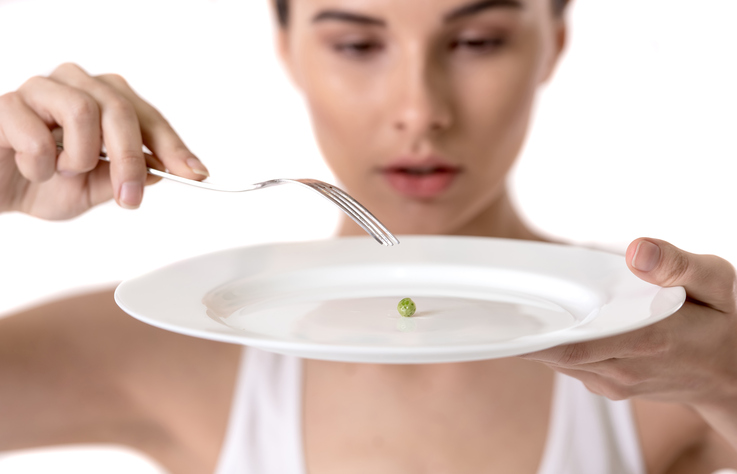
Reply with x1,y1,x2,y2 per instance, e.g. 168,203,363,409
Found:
0,63,209,219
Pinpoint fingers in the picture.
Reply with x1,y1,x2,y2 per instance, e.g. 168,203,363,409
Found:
521,340,659,401
2,62,205,215
95,74,209,180
50,63,146,209
0,92,57,182
546,366,640,401
84,152,165,209
536,352,702,402
522,239,737,405
521,321,673,366
17,76,101,177
520,301,729,402
627,238,737,313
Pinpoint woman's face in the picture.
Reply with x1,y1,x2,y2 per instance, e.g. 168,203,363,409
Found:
279,0,566,235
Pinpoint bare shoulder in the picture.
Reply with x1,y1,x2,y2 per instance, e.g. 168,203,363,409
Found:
0,287,242,473
633,398,737,474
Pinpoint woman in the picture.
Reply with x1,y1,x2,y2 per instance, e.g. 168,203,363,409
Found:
2,0,737,473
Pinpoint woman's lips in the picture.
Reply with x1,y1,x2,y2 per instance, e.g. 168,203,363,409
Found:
381,160,461,199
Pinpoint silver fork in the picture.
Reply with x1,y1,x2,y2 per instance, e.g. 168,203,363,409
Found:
92,151,399,246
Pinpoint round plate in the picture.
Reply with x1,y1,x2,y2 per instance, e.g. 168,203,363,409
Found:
114,236,686,363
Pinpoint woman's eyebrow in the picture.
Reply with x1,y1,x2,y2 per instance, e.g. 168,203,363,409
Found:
444,0,524,22
312,10,386,27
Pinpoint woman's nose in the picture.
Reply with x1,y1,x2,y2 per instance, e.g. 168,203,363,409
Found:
392,51,453,136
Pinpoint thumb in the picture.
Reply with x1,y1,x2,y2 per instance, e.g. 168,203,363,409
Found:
626,238,737,313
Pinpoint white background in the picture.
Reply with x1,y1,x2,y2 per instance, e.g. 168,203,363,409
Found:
0,0,736,471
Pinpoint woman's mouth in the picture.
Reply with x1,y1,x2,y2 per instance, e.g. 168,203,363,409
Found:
381,160,461,199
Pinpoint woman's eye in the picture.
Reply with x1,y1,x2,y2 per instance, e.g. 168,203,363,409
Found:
333,41,383,58
450,37,506,53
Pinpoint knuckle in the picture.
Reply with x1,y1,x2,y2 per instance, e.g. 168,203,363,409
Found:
582,381,602,397
558,344,590,366
0,90,20,109
53,62,86,76
113,152,145,168
105,95,135,117
602,384,631,401
605,364,642,387
19,75,50,91
67,94,99,124
632,327,671,357
98,73,129,88
16,140,56,181
24,136,56,159
662,250,690,286
586,378,632,401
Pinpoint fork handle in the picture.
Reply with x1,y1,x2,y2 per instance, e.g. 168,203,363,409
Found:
97,154,251,193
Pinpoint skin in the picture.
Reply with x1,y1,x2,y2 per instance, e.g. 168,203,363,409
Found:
0,64,209,217
2,0,737,473
280,0,560,237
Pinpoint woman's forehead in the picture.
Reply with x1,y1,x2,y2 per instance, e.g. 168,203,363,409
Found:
289,0,542,23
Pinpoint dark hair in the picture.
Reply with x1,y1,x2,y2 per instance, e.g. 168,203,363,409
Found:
273,0,568,28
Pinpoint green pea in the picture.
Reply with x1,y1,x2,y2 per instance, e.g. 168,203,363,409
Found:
397,297,416,317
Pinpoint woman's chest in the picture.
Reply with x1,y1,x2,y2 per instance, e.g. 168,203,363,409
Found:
301,360,554,474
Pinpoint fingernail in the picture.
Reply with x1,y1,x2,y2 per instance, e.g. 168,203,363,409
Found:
632,240,661,272
187,157,209,177
119,181,143,209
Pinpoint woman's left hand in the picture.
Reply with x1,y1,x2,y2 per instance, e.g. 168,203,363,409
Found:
521,238,737,434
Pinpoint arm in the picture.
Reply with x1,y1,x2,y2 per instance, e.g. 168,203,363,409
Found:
0,288,240,474
0,65,235,472
0,289,166,452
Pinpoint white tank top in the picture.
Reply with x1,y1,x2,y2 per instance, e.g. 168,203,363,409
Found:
215,347,645,474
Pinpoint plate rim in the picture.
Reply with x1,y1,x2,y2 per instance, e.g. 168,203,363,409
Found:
114,236,686,363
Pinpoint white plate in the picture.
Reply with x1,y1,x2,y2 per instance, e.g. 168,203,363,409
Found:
115,236,686,363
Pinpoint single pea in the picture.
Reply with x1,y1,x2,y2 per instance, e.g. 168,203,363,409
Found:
397,297,416,317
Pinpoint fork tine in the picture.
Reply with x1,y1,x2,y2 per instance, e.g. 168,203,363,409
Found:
315,184,399,246
305,182,397,246
323,185,400,245
317,185,398,246
323,190,392,246
310,186,392,246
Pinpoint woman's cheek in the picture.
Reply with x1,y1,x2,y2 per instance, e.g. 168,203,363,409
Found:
464,51,540,136
301,77,374,183
311,71,385,151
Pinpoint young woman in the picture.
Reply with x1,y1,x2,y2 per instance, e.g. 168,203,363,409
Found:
2,0,737,473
